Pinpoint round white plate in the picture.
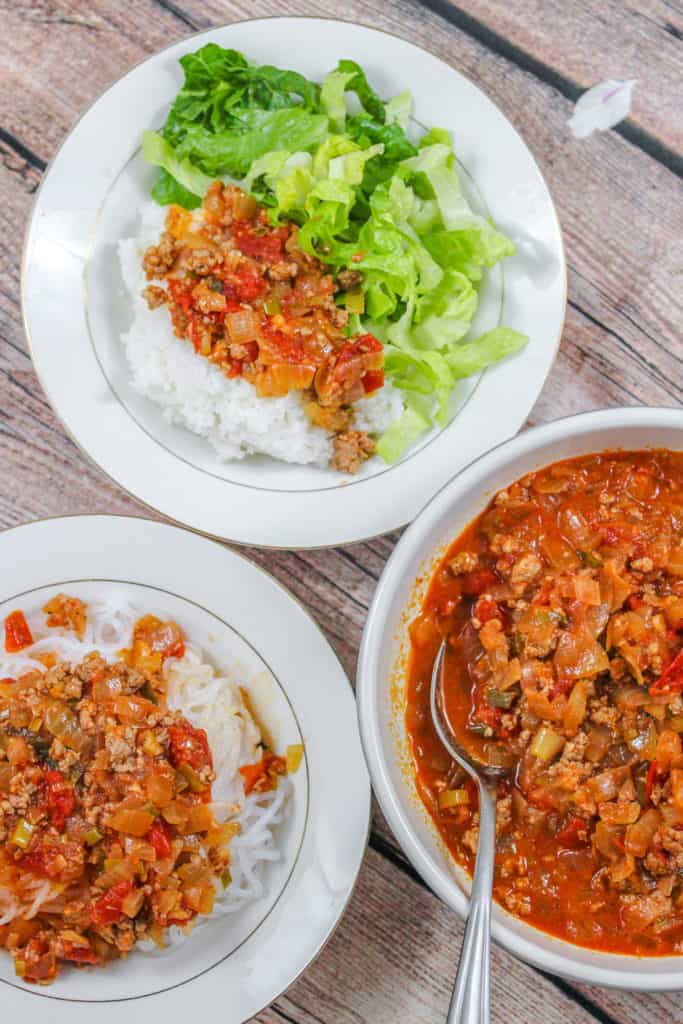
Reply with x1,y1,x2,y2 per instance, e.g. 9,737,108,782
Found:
22,17,566,548
0,515,369,1021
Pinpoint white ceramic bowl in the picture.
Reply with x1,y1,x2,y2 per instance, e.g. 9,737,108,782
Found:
357,406,683,990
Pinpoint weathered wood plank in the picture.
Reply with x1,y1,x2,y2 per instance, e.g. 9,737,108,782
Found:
437,0,683,157
258,847,606,1024
1,2,682,1021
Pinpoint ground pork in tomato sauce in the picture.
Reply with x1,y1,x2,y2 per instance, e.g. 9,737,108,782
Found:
141,182,386,473
0,598,285,984
407,450,683,955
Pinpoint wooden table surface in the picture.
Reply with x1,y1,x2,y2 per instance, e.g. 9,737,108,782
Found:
2,1,682,1020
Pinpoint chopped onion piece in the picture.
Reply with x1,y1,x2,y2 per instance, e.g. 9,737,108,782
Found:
529,724,565,762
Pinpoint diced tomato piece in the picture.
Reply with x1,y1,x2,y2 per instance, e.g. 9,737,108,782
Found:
650,648,683,697
61,939,99,964
355,333,383,353
362,369,385,394
259,319,306,364
43,770,75,832
556,815,588,848
22,839,81,880
464,776,479,811
91,879,133,926
239,751,286,796
549,676,576,700
22,934,57,984
473,596,501,624
628,595,644,611
4,610,34,653
476,702,503,730
167,277,193,313
235,268,266,302
148,818,173,859
241,341,259,364
462,569,499,596
168,722,213,772
232,223,288,263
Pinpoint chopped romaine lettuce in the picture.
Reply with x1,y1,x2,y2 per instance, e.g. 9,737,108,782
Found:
142,131,212,208
320,70,354,131
143,44,527,462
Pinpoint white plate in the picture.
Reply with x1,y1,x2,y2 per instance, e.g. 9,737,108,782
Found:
357,406,683,990
22,17,566,548
0,515,369,1020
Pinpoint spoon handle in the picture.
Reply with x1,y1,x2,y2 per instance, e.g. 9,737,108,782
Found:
447,779,498,1024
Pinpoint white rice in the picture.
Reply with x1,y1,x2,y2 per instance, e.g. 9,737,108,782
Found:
118,201,404,467
0,596,290,933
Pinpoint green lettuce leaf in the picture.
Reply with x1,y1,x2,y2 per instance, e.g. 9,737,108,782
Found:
385,90,412,128
446,327,528,378
320,70,354,131
334,59,386,122
166,44,320,142
376,402,430,462
174,109,328,179
142,131,213,206
143,43,526,465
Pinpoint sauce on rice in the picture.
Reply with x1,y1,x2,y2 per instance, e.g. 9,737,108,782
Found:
142,182,386,474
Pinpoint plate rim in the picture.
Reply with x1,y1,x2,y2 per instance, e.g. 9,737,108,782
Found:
21,14,567,549
0,512,371,1019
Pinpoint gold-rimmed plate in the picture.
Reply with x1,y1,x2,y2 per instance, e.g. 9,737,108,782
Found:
0,514,369,1020
22,17,565,547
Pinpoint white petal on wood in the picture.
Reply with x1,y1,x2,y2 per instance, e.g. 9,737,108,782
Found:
567,79,637,139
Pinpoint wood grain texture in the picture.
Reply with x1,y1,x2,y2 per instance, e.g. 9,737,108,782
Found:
422,0,683,165
1,1,682,1021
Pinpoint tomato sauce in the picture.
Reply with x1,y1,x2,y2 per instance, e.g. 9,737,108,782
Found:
406,451,683,955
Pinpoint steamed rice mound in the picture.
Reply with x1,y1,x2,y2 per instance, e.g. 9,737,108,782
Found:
119,203,403,468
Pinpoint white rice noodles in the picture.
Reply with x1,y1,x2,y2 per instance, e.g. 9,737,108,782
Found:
118,202,404,468
0,596,290,933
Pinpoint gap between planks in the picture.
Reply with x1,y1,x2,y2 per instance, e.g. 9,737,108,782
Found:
414,0,683,179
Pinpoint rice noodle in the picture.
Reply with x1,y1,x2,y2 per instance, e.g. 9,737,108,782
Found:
0,594,291,938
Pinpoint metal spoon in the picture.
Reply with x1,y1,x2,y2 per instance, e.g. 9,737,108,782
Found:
430,640,508,1024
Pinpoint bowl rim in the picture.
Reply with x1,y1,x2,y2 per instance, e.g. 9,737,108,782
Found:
357,405,683,990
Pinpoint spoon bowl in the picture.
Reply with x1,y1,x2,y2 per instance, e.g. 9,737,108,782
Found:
430,640,509,784
430,639,505,1024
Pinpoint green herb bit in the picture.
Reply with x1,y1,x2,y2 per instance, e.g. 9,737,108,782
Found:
344,288,365,315
577,549,603,568
486,687,518,709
